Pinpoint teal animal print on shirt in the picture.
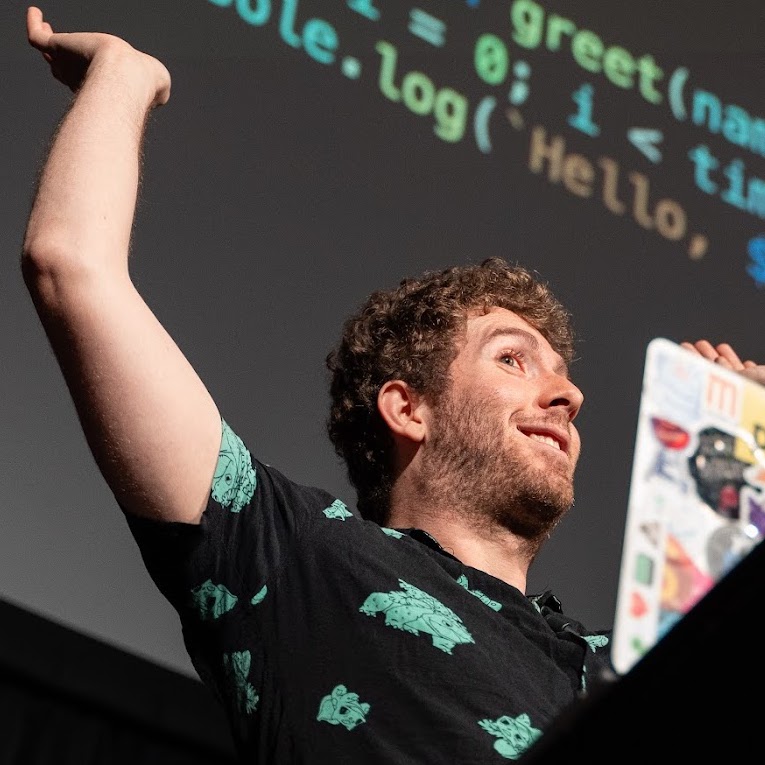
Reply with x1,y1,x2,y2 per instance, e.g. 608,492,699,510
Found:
583,634,609,652
456,574,502,611
250,585,268,606
212,420,257,513
580,634,610,691
360,579,474,654
323,499,352,520
381,527,404,538
190,579,238,620
316,684,370,731
223,650,259,714
478,713,542,760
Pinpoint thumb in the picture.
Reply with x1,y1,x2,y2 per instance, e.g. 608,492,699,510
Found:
27,6,52,51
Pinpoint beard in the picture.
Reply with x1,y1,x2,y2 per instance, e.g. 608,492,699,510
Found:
418,389,575,550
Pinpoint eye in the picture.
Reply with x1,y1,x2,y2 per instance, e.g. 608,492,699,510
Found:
498,350,525,369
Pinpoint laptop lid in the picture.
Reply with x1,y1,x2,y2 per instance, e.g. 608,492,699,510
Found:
611,337,765,675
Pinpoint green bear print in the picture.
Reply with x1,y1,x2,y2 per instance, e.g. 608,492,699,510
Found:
583,634,609,652
456,574,502,611
359,579,474,654
316,684,370,731
323,499,352,520
212,420,257,513
478,713,542,760
223,650,259,715
190,579,238,620
250,585,268,606
579,634,609,692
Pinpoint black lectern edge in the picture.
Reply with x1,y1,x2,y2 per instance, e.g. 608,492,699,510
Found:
520,537,765,762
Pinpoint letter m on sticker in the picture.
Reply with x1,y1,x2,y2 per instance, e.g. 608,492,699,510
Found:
705,373,740,420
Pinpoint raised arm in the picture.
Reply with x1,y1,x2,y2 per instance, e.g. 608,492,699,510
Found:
22,7,221,524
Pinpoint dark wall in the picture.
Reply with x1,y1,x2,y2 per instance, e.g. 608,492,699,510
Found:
2,0,764,678
0,597,236,762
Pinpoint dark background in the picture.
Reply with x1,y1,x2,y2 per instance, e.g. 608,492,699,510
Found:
2,0,763,680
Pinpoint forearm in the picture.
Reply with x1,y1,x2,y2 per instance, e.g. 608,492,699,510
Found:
23,46,159,276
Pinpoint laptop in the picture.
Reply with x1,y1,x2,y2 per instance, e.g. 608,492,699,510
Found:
611,337,765,675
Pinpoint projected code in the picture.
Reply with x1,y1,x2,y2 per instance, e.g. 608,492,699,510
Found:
203,0,765,284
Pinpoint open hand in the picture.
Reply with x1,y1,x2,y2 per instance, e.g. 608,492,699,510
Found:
27,6,170,107
681,340,765,387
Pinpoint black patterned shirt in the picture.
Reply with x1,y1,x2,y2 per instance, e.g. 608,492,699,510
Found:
125,420,612,763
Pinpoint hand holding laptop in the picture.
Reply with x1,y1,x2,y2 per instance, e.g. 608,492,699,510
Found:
612,338,765,674
681,340,765,385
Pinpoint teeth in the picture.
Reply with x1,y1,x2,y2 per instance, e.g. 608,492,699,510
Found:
528,433,561,450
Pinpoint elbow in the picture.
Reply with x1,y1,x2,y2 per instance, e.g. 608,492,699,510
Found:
21,240,69,300
21,232,81,267
21,241,53,294
20,240,105,308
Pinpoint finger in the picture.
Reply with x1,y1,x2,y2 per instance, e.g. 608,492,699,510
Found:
744,360,758,369
680,341,700,354
27,6,42,36
716,343,745,370
26,6,42,27
27,7,52,50
691,340,719,361
741,367,765,386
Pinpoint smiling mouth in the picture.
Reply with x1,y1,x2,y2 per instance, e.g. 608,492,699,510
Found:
516,426,569,455
526,433,562,450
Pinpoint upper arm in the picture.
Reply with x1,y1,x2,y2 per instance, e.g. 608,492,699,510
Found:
24,259,222,524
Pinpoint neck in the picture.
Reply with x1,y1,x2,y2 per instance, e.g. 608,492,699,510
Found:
386,486,537,594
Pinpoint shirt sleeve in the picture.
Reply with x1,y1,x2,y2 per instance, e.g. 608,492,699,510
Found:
121,417,348,702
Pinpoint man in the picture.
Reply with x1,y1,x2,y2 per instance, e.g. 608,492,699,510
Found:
22,7,764,763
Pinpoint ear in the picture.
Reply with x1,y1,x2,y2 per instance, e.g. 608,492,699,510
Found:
377,380,429,445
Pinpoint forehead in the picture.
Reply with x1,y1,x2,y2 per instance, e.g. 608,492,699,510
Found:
462,306,544,344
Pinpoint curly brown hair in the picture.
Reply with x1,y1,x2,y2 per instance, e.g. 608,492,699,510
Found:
325,257,575,524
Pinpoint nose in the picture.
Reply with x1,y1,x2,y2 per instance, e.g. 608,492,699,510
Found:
541,373,584,421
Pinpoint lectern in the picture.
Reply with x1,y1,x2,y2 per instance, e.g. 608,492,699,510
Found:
522,539,765,762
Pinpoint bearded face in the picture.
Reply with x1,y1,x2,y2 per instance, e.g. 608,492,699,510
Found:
409,309,582,551
419,385,577,547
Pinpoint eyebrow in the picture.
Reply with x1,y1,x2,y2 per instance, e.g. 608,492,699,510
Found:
481,326,570,378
